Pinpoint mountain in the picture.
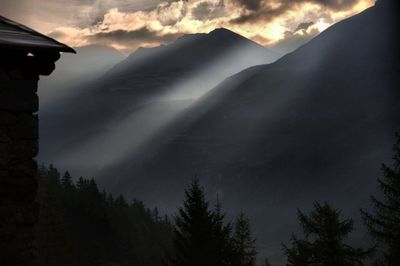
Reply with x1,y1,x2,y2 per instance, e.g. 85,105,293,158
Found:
101,28,278,98
38,28,280,172
38,45,125,105
94,1,399,264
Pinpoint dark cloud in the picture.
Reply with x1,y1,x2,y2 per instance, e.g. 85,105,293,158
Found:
235,0,264,11
192,0,226,20
48,30,67,39
295,21,315,32
230,0,358,24
192,2,214,20
1,0,163,29
310,0,357,10
89,27,183,46
230,1,288,24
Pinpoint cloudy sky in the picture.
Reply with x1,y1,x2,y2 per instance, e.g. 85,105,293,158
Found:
1,0,374,53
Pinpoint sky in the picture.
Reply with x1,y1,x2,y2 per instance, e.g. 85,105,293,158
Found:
0,0,375,53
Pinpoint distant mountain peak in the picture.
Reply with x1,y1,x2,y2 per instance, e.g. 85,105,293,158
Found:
209,27,247,40
208,27,265,48
174,27,249,44
209,28,236,35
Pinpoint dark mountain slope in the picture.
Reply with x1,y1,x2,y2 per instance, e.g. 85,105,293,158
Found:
39,28,279,167
39,45,125,105
100,1,400,264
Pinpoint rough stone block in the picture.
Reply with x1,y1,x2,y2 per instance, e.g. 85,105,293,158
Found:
8,159,37,178
0,70,9,80
8,120,38,140
0,80,38,92
0,143,8,156
0,170,8,178
0,225,36,266
18,113,38,126
0,111,17,125
4,140,38,159
0,204,16,224
0,128,11,143
4,69,24,80
0,156,12,170
0,91,38,113
0,156,11,169
0,177,38,202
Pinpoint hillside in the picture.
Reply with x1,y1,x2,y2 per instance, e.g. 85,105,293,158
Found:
38,28,280,174
97,1,400,264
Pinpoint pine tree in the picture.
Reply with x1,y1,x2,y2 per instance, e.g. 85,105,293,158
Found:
210,199,234,266
231,212,257,266
169,178,225,266
283,202,372,266
36,165,72,265
61,171,73,188
361,133,400,265
76,176,85,190
36,164,175,266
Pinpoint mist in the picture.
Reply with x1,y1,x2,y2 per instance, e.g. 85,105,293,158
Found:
38,34,280,177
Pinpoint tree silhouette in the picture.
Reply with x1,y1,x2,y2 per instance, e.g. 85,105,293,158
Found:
36,164,173,266
231,212,257,266
361,133,400,265
283,202,372,266
169,178,216,266
169,178,238,266
210,199,234,266
61,171,73,188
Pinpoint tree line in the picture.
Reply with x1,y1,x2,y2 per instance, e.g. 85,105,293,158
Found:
36,134,400,265
36,165,173,266
282,134,400,265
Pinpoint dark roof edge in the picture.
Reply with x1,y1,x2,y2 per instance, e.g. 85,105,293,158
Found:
0,15,76,54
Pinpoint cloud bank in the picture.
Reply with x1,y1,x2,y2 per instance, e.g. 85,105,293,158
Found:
0,0,374,53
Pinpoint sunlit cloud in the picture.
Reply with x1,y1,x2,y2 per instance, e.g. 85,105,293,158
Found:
1,0,375,53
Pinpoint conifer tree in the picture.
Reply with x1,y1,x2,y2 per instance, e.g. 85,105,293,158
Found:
76,176,85,190
61,171,73,188
210,199,234,266
283,202,372,266
37,164,173,266
169,178,224,266
48,164,61,185
231,212,257,266
361,133,400,265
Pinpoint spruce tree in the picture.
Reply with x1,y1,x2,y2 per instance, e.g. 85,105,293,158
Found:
169,178,226,266
210,199,234,266
231,212,257,266
61,171,73,188
37,164,174,266
361,133,400,265
76,176,85,190
283,202,372,266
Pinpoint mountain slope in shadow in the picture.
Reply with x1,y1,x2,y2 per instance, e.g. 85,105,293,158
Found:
39,28,280,168
101,1,399,264
39,45,125,105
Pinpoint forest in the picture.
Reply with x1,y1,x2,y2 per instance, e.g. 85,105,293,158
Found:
36,134,400,266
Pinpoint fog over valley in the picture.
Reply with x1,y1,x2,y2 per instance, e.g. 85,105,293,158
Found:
1,0,398,265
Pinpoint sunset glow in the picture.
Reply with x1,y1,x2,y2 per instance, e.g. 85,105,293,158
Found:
1,0,375,53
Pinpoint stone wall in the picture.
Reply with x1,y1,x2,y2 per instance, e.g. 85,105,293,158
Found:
0,50,59,266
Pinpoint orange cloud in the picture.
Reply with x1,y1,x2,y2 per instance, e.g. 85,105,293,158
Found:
45,0,375,53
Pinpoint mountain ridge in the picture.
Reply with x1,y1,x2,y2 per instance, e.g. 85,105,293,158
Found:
39,27,280,170
96,3,399,264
